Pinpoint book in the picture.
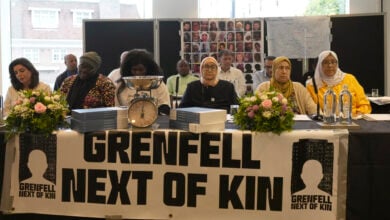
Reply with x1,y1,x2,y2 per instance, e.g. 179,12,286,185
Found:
169,120,225,133
170,107,226,124
71,116,128,133
72,107,127,120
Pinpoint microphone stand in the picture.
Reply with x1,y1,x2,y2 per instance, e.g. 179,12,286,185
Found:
309,75,323,121
175,76,179,108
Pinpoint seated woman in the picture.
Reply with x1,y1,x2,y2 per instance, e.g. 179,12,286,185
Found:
306,50,371,115
179,56,238,112
115,49,171,115
4,58,51,117
60,51,115,110
256,56,317,115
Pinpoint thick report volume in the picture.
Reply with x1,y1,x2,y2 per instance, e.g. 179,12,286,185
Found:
71,107,127,120
170,107,226,124
169,120,225,133
71,107,128,132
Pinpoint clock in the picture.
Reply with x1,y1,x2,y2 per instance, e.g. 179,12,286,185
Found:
128,97,158,128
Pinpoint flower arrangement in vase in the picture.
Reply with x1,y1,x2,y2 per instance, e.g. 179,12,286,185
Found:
5,90,69,136
234,88,294,134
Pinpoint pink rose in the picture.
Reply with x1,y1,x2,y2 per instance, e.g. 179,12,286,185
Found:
277,93,284,101
248,110,255,118
30,97,36,104
34,102,47,114
246,106,252,112
261,99,272,109
252,104,259,111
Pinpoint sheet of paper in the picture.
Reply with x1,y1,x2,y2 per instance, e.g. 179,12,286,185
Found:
368,96,390,105
294,114,312,121
363,114,390,121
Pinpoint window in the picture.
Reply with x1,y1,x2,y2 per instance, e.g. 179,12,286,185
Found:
52,49,68,63
199,0,347,18
23,49,40,63
72,9,93,27
29,7,60,28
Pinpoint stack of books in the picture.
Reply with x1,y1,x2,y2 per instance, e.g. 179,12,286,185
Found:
71,107,128,132
169,107,226,133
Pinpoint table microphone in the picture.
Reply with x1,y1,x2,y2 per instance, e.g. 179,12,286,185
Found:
309,75,323,121
175,76,179,108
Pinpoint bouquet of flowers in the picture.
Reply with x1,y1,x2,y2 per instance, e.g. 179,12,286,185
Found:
5,90,69,136
233,89,294,134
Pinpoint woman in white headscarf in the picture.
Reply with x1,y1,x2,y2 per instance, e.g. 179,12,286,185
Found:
179,56,238,112
306,50,371,115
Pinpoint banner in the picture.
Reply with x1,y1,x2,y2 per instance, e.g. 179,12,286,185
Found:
3,129,348,220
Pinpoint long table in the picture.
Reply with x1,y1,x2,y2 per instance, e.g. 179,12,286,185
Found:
0,117,389,220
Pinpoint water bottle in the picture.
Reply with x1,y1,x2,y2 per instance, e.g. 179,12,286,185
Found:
339,84,352,124
323,86,337,124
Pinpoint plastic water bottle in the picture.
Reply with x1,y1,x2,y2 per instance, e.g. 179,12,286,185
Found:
339,84,352,124
323,86,337,124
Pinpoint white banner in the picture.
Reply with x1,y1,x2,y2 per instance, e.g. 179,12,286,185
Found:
2,129,348,220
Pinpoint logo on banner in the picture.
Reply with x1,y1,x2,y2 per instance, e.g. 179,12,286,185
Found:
18,134,57,199
291,139,334,211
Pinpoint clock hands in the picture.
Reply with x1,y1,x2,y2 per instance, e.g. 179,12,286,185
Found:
140,102,145,118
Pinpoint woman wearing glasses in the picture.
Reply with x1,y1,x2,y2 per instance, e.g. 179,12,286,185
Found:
306,50,371,115
256,56,317,115
179,57,238,112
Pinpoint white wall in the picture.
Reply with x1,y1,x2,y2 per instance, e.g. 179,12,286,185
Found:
349,0,382,13
153,0,197,18
0,0,11,96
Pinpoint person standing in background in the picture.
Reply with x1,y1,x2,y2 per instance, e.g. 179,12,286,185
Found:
252,56,275,91
218,50,246,97
108,51,129,87
4,58,51,117
166,59,198,107
53,54,78,91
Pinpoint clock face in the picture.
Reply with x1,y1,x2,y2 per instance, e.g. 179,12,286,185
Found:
128,99,158,128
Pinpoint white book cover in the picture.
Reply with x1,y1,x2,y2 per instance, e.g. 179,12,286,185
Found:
170,107,226,124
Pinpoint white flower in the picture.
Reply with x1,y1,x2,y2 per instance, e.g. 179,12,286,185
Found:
250,96,257,102
44,96,51,102
272,97,279,102
244,97,252,102
260,94,268,101
281,98,288,105
262,111,272,118
53,94,60,101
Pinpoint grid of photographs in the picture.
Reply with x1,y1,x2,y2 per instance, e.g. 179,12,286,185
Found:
181,19,264,78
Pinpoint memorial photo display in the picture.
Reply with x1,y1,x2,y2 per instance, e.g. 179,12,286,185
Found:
181,19,264,76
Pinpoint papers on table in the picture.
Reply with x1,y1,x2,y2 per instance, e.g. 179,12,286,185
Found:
363,114,390,121
368,96,390,105
293,114,312,121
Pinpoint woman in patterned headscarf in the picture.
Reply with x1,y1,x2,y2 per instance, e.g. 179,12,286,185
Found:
256,56,317,115
60,51,115,110
306,50,371,115
179,56,238,112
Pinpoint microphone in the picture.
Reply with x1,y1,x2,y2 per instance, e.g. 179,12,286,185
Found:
175,76,180,108
309,75,323,121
